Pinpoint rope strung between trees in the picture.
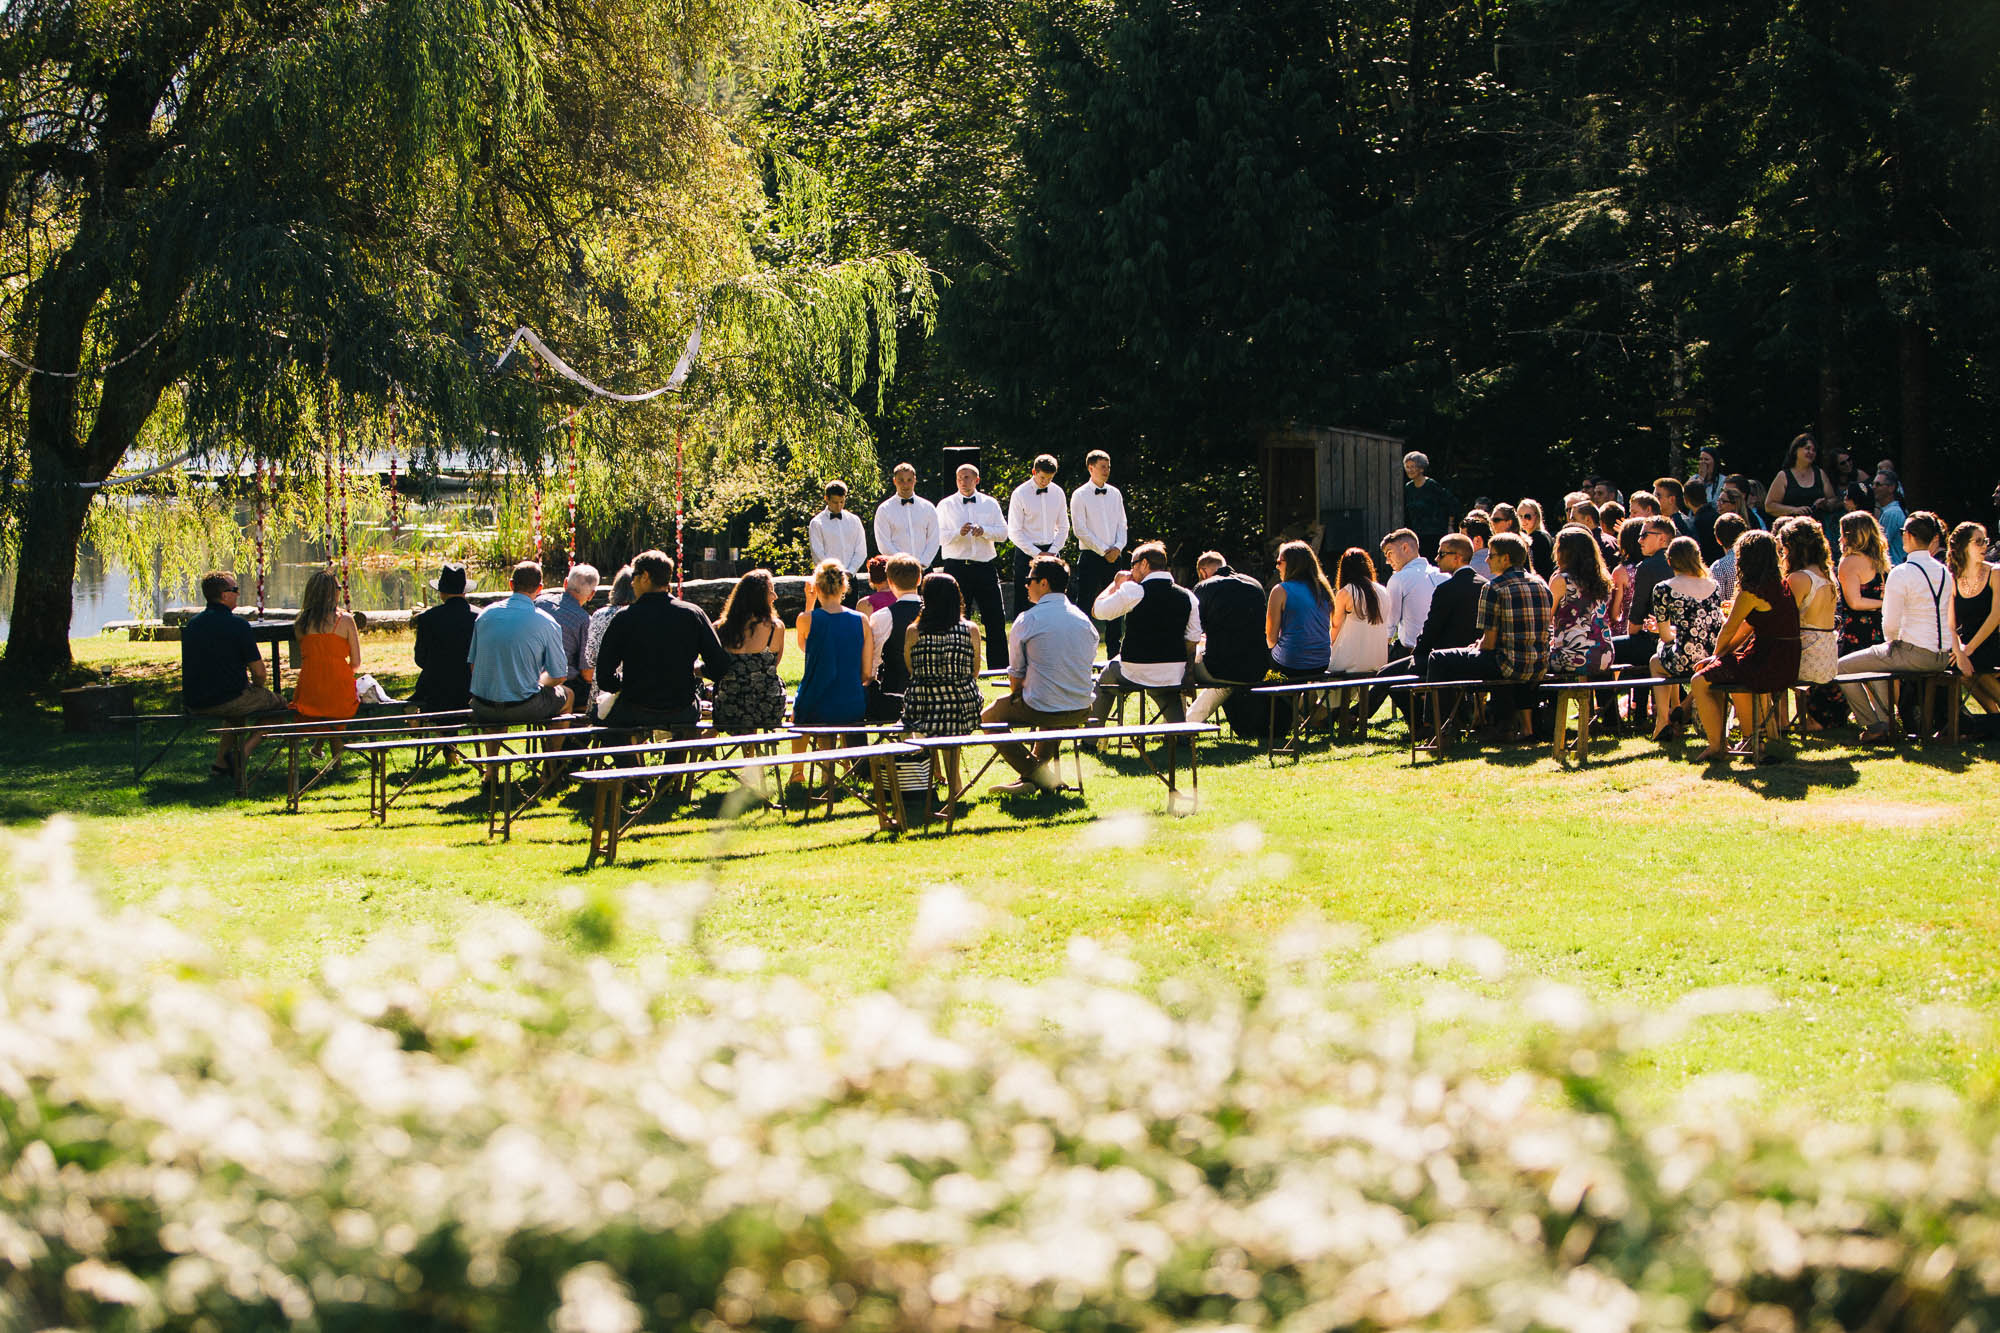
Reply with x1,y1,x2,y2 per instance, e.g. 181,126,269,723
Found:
254,460,268,619
492,319,701,402
0,322,171,379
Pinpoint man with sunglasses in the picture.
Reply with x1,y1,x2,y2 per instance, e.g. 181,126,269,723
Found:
182,570,285,778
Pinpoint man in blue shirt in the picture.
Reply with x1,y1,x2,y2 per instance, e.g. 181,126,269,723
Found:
536,563,599,698
982,555,1098,791
182,570,284,777
467,562,573,724
1873,471,1907,565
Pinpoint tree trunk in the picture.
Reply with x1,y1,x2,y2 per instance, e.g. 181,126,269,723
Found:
1899,321,1931,506
3,470,97,681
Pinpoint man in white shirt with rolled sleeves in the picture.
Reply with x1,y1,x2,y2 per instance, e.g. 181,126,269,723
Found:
1071,449,1129,656
872,461,940,568
937,462,1010,668
1838,509,1959,742
808,480,869,604
1007,452,1070,619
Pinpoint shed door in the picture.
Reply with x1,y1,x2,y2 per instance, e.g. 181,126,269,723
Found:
1264,446,1318,534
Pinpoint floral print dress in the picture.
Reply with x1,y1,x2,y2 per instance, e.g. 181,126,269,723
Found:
1651,581,1725,676
1547,591,1613,675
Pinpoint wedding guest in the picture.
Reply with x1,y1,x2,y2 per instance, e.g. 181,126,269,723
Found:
580,565,635,719
1837,512,1954,744
1690,530,1800,762
1546,526,1613,677
1517,497,1556,579
1778,517,1839,730
1265,539,1333,678
1423,532,1552,743
291,569,361,722
710,569,787,735
1949,523,2000,713
1644,537,1723,741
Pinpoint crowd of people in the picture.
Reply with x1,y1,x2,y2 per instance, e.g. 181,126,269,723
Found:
177,434,2000,786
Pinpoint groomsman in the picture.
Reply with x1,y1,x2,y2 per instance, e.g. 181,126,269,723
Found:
937,462,1010,668
808,480,869,605
873,461,940,567
1006,453,1070,617
1070,449,1129,657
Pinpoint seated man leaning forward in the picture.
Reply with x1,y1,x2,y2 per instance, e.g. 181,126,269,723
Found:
1187,550,1270,724
983,554,1099,792
1422,530,1553,742
593,548,727,732
183,569,286,777
467,560,575,726
1087,541,1202,728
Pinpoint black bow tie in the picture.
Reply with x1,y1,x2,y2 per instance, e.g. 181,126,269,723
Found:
1095,486,1107,495
1035,486,1047,495
900,497,914,505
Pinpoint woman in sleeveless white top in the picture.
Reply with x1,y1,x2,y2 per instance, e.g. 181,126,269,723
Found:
1327,580,1393,675
1792,568,1838,685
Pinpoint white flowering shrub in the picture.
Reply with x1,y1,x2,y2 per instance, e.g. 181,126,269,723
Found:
2,819,1998,1333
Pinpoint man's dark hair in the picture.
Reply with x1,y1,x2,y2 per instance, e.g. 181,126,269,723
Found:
1028,554,1070,593
510,561,544,594
1903,511,1943,548
1488,532,1529,569
1085,449,1110,468
824,480,848,498
1130,541,1169,571
1033,453,1058,475
1685,479,1708,506
1653,477,1686,503
1381,527,1419,551
1461,510,1492,542
1643,516,1676,539
200,571,237,603
1714,513,1749,548
631,549,675,587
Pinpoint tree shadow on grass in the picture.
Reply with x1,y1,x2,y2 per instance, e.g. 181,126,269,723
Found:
1695,753,1862,798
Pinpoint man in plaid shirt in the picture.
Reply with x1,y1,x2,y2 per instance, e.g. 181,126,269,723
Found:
1423,531,1552,739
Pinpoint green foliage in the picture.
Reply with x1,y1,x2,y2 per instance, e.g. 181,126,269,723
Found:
5,818,2000,1331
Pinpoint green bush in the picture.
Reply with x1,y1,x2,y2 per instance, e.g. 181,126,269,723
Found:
1,820,1996,1333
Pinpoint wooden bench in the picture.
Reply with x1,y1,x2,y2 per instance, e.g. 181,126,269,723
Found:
460,730,797,839
572,741,925,864
256,711,480,809
201,702,438,796
343,718,594,823
908,720,1219,831
1249,674,1417,763
1832,669,1963,744
1392,678,1544,762
1539,670,1683,764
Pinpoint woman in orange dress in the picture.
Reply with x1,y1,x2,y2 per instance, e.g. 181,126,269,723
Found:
291,569,361,721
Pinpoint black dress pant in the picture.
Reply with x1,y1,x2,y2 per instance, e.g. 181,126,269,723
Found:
1074,550,1128,657
942,557,1008,668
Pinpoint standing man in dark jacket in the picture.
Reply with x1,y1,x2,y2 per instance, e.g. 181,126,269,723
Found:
593,550,726,732
1187,551,1268,723
410,562,477,711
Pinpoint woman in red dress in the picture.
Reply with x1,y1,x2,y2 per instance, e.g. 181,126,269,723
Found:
1689,530,1799,763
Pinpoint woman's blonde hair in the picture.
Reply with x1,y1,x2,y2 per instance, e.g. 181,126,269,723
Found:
811,558,848,600
298,569,341,636
1838,510,1890,576
1665,535,1708,579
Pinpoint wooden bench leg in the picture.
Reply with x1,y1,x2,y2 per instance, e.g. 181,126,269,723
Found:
1574,691,1592,765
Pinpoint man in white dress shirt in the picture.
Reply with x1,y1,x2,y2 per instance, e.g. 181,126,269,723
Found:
1379,528,1447,662
1070,449,1129,657
936,462,1010,668
808,481,869,604
1837,510,1960,742
1007,452,1071,619
1086,542,1201,726
872,461,940,568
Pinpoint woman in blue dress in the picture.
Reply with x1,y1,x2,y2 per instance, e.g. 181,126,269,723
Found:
789,559,875,782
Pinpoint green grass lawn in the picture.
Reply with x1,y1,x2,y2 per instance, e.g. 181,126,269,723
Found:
6,629,1998,1117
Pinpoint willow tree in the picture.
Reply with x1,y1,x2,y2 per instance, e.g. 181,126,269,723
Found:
0,0,929,680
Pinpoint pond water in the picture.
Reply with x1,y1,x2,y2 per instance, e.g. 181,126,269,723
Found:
0,501,511,639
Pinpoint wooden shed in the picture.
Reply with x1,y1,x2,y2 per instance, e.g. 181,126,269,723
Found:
1259,425,1406,559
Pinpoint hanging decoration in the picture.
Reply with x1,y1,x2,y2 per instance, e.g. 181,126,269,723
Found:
492,319,701,402
566,408,580,568
253,460,268,619
674,423,686,597
337,414,352,609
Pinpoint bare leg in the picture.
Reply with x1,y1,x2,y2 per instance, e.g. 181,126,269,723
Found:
1691,677,1727,759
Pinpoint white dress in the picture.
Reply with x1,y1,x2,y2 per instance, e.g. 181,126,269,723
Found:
1795,569,1838,685
1326,582,1394,676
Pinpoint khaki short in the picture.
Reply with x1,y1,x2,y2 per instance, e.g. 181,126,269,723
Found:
191,685,287,720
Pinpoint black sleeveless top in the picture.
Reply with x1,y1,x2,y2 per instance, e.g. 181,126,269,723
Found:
874,598,924,695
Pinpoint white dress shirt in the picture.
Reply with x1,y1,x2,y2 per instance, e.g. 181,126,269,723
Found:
1883,549,1952,652
873,494,940,567
1007,480,1071,555
1094,572,1203,686
937,490,1007,562
808,508,868,572
868,591,921,677
1071,482,1128,558
1384,557,1448,648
